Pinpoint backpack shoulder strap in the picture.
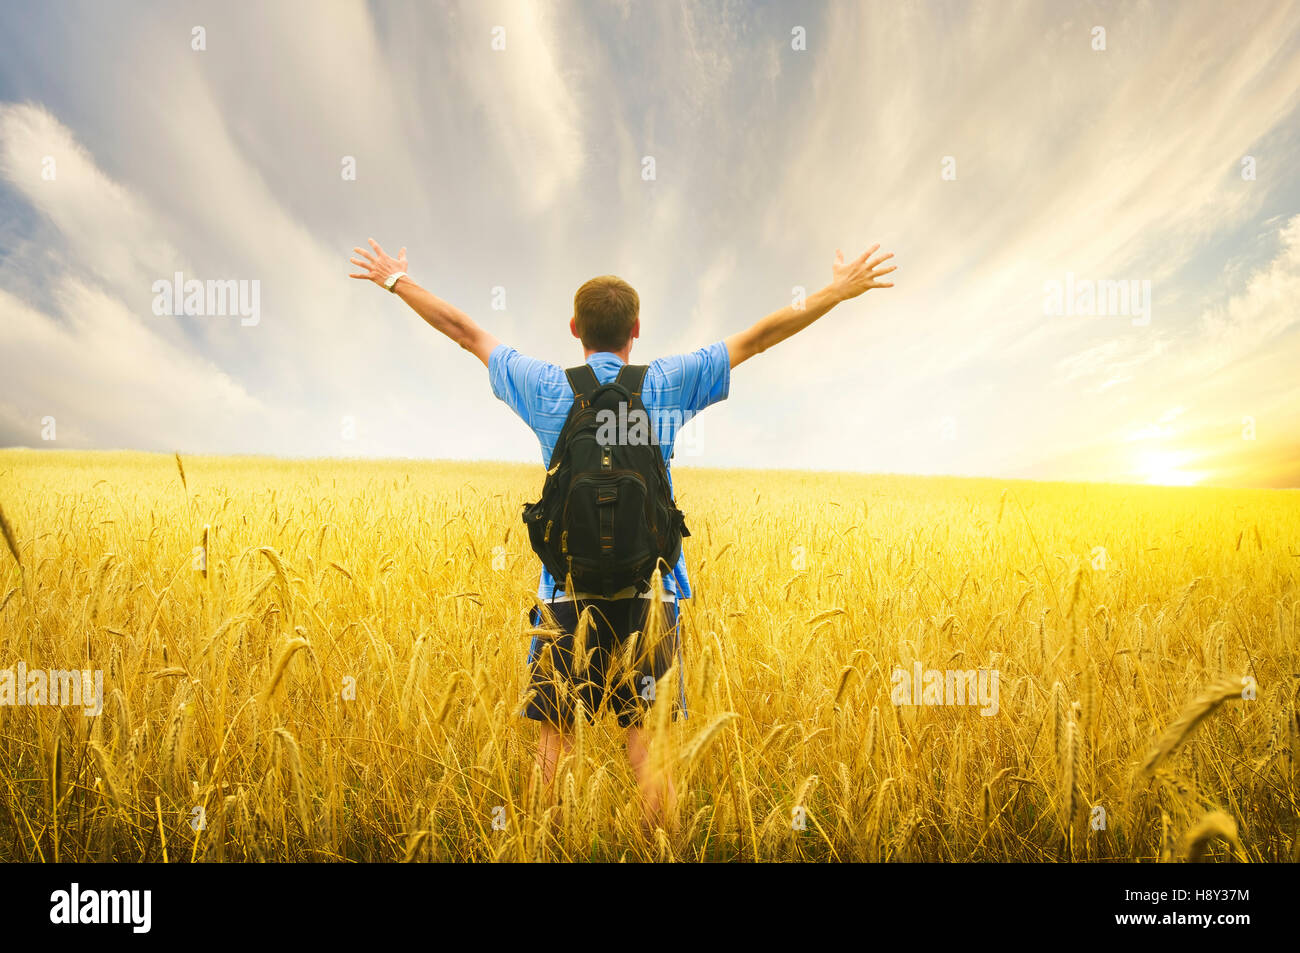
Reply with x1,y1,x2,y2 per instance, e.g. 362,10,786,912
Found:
616,364,648,398
564,364,600,409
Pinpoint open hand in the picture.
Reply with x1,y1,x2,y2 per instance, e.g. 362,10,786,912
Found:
349,238,408,288
831,245,895,300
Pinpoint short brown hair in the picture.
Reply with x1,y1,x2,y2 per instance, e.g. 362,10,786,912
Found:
573,275,639,352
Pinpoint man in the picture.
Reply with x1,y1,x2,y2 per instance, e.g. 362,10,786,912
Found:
348,238,895,832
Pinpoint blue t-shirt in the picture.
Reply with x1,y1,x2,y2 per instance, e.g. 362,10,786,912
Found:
489,341,731,601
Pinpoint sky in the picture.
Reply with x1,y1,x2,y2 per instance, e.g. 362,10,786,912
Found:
0,0,1298,487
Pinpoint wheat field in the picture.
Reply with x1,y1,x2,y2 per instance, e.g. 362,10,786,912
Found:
0,449,1295,862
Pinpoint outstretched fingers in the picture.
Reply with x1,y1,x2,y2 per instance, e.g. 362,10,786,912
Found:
853,243,881,266
349,245,378,279
869,261,897,290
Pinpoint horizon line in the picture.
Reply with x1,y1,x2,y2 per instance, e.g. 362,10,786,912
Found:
1,446,1295,493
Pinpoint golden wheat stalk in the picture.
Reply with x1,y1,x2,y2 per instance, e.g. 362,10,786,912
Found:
1051,681,1068,761
1061,717,1078,832
1140,676,1247,778
88,741,125,812
1175,577,1201,618
398,634,427,729
679,711,737,767
0,503,21,568
1182,810,1243,862
1065,562,1083,618
162,693,190,789
403,829,430,863
430,674,460,729
865,777,893,863
274,727,311,831
259,636,311,705
107,687,131,752
50,735,64,813
864,704,880,762
832,664,856,709
258,547,290,599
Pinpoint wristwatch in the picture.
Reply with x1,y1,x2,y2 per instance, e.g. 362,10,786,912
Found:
383,271,407,292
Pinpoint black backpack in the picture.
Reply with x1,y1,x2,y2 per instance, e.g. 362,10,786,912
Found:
522,364,689,598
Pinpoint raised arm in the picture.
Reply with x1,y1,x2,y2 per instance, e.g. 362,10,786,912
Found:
723,244,895,368
349,238,500,367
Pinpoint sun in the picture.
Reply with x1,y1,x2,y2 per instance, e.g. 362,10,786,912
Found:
1134,449,1208,486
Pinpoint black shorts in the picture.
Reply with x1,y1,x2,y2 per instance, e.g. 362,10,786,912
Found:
521,596,687,729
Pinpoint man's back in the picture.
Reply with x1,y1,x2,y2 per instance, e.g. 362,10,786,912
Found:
489,340,730,601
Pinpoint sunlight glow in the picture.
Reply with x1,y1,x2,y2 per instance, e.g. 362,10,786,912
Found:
1134,449,1209,486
